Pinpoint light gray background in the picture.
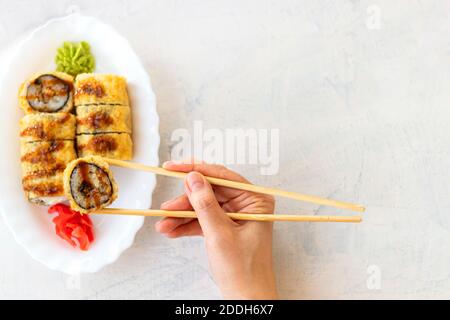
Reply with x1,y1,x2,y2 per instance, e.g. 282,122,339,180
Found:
1,0,449,299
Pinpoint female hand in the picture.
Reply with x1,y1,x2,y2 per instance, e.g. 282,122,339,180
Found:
155,161,278,299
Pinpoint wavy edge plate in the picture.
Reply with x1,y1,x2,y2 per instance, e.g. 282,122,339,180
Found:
0,13,160,274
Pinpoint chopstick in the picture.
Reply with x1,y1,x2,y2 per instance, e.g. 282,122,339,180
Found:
94,208,362,223
105,158,365,212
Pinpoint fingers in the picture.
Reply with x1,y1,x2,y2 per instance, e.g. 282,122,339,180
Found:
161,194,193,211
156,194,194,234
184,171,233,237
165,220,203,238
155,217,194,234
221,192,275,214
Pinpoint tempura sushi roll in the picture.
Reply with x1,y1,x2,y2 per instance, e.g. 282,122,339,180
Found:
76,105,131,134
20,140,76,205
63,156,118,213
19,113,76,142
22,172,66,205
20,140,77,176
18,72,74,113
76,133,132,160
23,173,66,205
74,74,129,106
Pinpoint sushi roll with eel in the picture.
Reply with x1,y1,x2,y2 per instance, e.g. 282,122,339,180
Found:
63,156,118,213
74,73,133,160
18,72,74,114
18,72,76,205
22,173,67,205
20,140,77,175
76,105,131,134
74,74,129,106
20,140,77,205
20,113,76,143
76,133,133,160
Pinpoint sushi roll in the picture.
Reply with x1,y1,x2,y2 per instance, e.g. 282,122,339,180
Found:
76,105,131,134
76,133,132,160
23,173,66,205
63,156,118,213
20,140,77,176
19,113,76,143
20,140,76,205
74,73,133,160
74,74,129,106
18,72,74,114
18,72,77,205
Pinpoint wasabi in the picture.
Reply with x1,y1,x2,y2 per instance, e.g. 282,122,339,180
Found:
55,41,95,76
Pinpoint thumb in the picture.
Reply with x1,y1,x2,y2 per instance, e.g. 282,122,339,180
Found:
184,171,231,236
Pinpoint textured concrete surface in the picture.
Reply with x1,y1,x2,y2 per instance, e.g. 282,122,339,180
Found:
0,0,449,299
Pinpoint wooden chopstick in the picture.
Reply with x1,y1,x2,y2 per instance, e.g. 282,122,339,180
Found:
94,208,362,223
105,158,365,213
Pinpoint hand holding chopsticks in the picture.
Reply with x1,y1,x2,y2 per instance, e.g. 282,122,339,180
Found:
104,159,365,212
96,159,364,223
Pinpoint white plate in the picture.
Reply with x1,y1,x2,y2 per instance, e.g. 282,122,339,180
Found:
0,14,159,274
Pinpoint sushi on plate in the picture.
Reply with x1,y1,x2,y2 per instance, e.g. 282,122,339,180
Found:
18,72,74,114
74,73,133,160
